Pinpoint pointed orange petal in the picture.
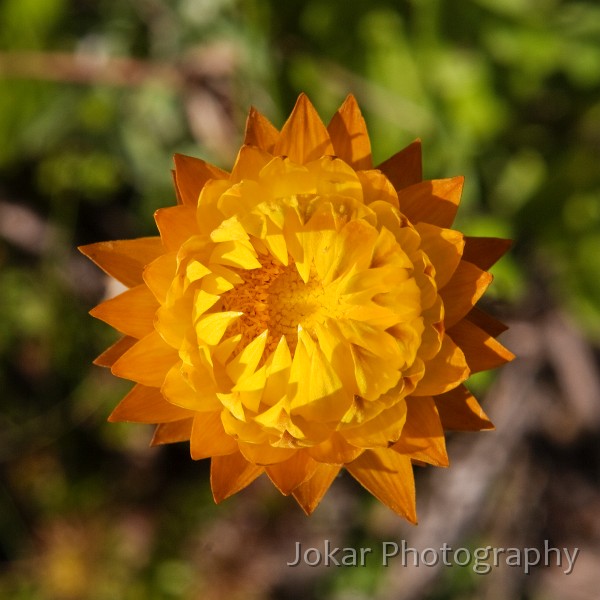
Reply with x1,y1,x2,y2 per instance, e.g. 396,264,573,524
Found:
327,94,372,170
93,336,137,367
391,397,448,467
415,222,465,289
397,177,463,227
377,139,422,190
173,154,229,206
171,169,183,204
292,463,341,515
90,284,158,339
462,237,512,270
79,237,164,287
447,319,515,373
190,411,238,460
412,334,470,396
154,205,198,250
273,94,334,163
434,385,494,431
111,331,178,386
465,306,509,338
266,451,319,495
151,418,194,445
243,106,279,152
109,384,193,423
346,448,417,523
211,451,264,503
440,261,493,328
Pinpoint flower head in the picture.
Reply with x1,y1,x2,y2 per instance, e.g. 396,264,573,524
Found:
81,94,514,522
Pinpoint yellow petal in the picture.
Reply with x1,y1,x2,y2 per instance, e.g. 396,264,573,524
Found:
434,385,494,431
226,330,267,384
195,311,243,345
143,252,177,305
200,269,237,296
259,156,316,199
218,392,247,422
173,153,228,206
90,284,158,339
233,371,270,409
287,413,335,446
151,418,194,445
318,219,378,285
306,156,363,202
346,448,417,523
196,179,233,234
341,399,407,448
154,205,198,250
263,229,289,266
79,237,164,287
377,139,422,190
154,294,194,349
415,222,464,288
462,236,512,270
93,336,137,367
237,440,297,465
217,181,262,222
210,451,265,503
307,432,363,464
412,334,470,396
230,144,274,182
266,451,319,495
209,239,261,270
161,362,220,411
210,215,252,243
327,94,372,170
243,106,279,152
273,93,334,164
289,329,351,423
391,396,448,467
250,397,288,430
357,170,399,208
440,261,493,328
397,177,464,227
262,336,293,404
109,384,193,423
111,331,178,386
292,463,341,515
447,319,515,373
190,412,238,459
348,341,401,401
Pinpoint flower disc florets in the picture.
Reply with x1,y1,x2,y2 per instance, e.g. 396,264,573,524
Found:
81,94,514,521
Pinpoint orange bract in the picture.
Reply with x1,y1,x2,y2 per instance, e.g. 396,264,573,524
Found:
80,94,514,522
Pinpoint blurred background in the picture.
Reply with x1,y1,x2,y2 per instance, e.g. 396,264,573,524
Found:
1,0,599,598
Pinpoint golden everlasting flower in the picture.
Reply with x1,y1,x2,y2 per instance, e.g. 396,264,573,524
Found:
81,95,514,522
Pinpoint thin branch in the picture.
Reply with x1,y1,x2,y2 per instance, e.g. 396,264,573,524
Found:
0,51,184,88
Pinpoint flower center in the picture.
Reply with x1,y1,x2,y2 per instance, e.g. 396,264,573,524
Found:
221,254,342,354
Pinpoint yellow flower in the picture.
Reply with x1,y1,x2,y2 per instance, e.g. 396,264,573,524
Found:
81,94,514,522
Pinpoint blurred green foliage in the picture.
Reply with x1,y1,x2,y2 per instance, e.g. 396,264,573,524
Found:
1,0,599,598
